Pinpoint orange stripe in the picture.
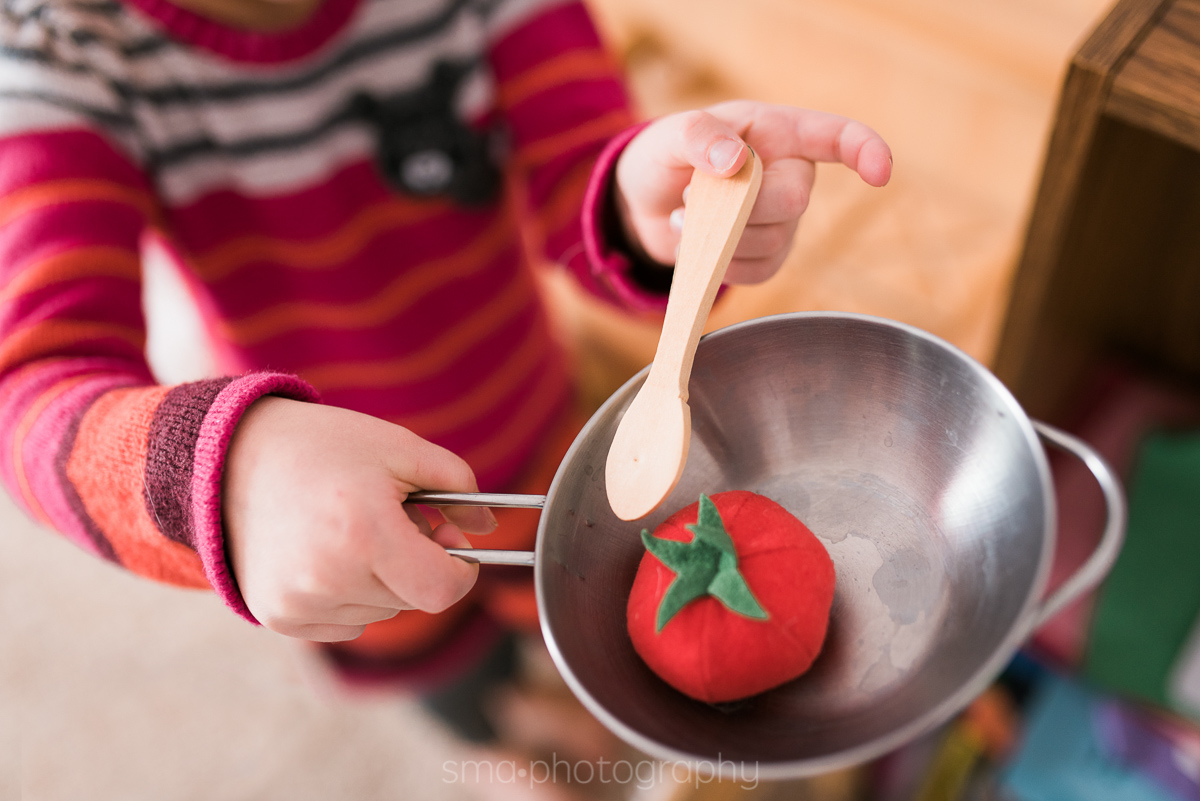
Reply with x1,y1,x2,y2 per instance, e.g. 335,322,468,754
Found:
10,373,90,526
0,247,141,304
66,386,208,588
461,352,569,476
192,196,451,282
0,319,145,375
220,215,515,346
393,317,552,439
531,158,594,243
498,50,620,110
514,109,633,171
301,271,535,391
0,179,155,228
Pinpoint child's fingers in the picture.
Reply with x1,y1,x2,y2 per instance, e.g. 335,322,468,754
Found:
731,220,800,261
405,496,494,538
440,505,497,535
387,424,479,493
725,253,789,285
316,603,407,625
373,519,478,614
282,623,368,643
430,520,472,550
387,427,497,533
706,101,892,186
644,109,751,177
747,157,814,225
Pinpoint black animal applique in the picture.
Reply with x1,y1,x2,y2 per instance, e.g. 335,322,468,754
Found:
351,60,502,206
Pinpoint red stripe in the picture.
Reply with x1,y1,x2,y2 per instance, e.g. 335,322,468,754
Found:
511,103,631,169
122,0,361,64
0,130,149,194
0,276,143,337
297,270,537,392
0,319,146,377
166,160,398,253
189,196,452,284
213,216,517,347
195,205,499,317
498,49,622,110
489,2,604,81
321,300,542,422
0,204,146,283
0,246,140,304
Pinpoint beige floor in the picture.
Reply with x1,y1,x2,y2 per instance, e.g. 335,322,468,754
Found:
2,0,1115,798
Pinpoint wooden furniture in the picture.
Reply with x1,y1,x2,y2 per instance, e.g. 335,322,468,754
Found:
994,0,1200,420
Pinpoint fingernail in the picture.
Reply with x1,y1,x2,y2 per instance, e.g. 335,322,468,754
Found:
708,139,743,172
484,508,499,529
669,207,685,232
682,184,690,204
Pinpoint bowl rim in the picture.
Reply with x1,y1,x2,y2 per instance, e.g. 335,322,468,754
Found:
535,310,1056,779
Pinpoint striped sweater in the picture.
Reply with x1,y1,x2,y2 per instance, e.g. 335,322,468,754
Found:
0,0,658,620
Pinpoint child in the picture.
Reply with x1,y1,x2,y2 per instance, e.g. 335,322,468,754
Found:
0,0,890,745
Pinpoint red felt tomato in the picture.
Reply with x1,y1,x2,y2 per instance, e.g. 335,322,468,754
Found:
626,490,836,704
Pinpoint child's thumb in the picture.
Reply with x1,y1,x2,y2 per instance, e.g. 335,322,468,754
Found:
668,110,748,177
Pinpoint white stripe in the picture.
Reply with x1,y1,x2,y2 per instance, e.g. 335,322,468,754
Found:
0,99,94,138
155,126,375,205
0,62,126,116
355,0,465,40
135,17,488,156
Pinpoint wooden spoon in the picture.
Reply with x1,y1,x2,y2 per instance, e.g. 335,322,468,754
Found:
605,150,763,521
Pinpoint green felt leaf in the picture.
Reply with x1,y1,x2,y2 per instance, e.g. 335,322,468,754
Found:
686,494,736,555
709,551,768,620
655,553,717,630
640,493,770,632
639,530,695,570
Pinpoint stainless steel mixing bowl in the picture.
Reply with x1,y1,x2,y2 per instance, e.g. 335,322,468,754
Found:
412,311,1125,778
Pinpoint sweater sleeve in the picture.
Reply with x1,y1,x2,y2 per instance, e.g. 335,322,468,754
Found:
485,0,669,313
0,71,316,619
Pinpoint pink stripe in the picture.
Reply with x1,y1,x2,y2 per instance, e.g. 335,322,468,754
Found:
124,0,361,64
22,375,140,554
190,373,321,623
314,300,540,416
0,277,144,336
525,148,601,213
0,131,148,193
489,2,602,80
0,360,87,498
505,81,628,151
166,161,391,251
0,206,145,282
196,208,499,316
0,357,151,454
223,244,523,365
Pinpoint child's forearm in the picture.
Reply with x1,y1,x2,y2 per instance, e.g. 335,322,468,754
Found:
0,128,322,615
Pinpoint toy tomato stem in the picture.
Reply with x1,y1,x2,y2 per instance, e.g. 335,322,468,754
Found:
640,493,769,631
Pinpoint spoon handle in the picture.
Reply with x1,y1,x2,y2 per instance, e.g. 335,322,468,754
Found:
649,151,764,398
604,152,763,521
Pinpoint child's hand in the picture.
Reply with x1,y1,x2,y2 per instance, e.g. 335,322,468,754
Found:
222,397,496,642
614,100,892,285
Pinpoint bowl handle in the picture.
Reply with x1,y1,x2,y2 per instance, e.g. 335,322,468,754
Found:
1026,421,1127,633
406,490,544,567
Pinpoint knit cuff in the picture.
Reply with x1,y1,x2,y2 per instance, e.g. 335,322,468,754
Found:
143,373,320,623
581,120,675,313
